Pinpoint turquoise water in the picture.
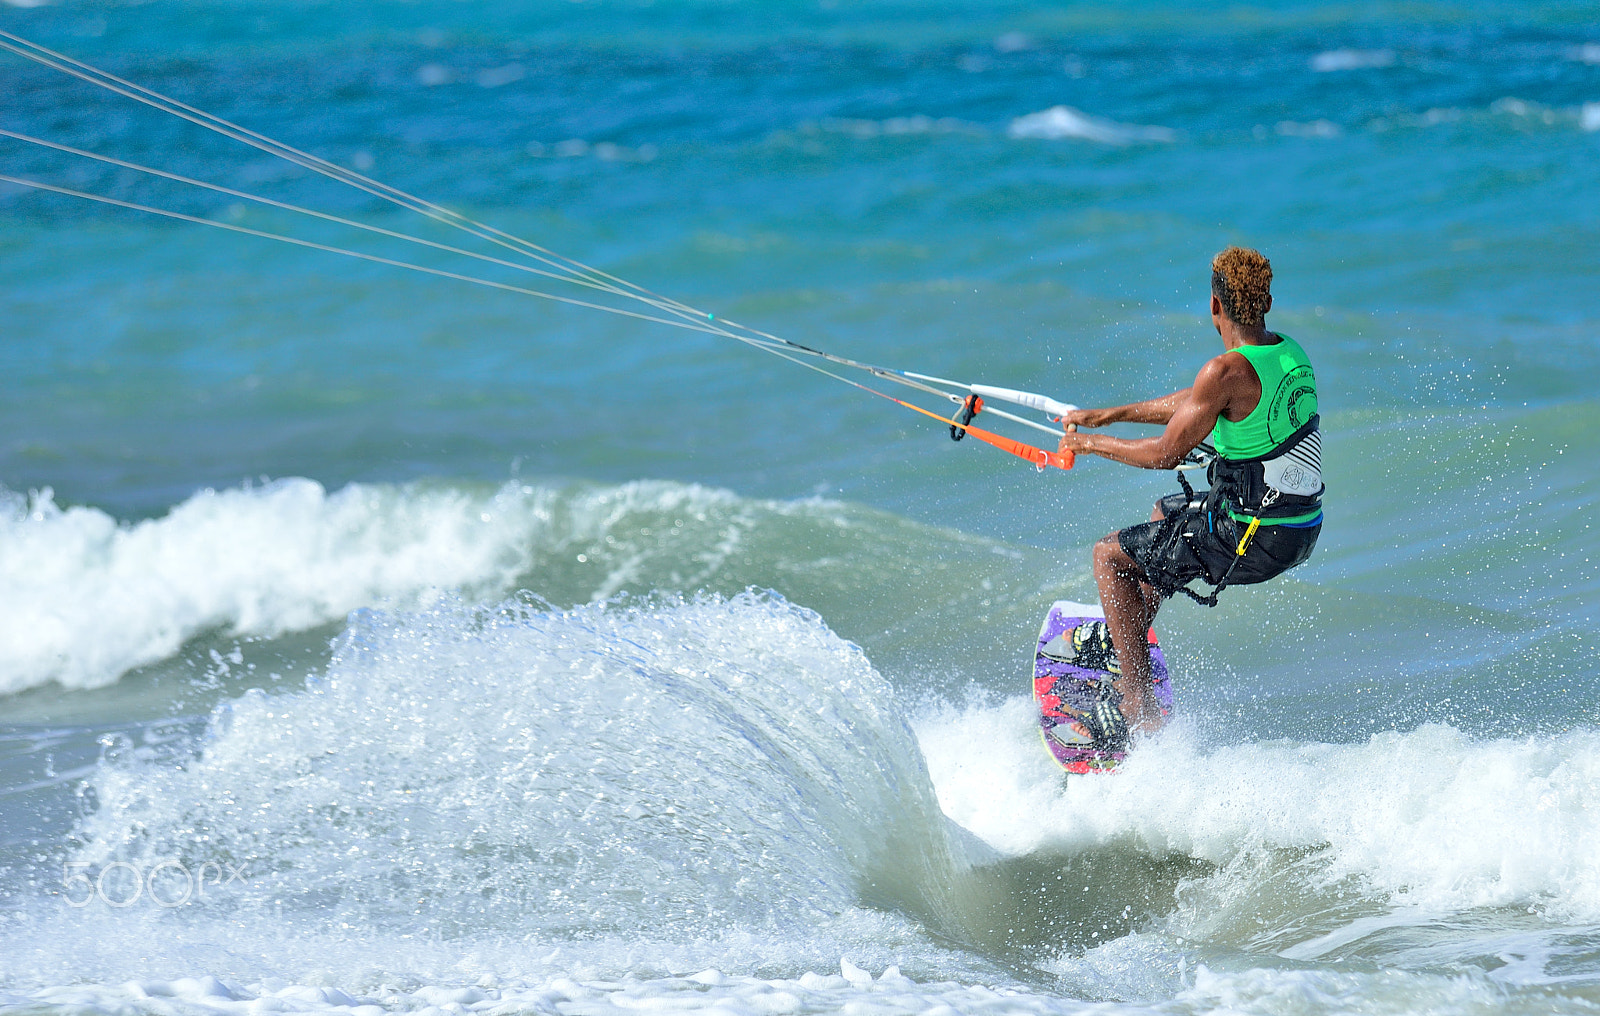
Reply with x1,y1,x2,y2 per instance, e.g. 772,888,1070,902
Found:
2,1,1599,1013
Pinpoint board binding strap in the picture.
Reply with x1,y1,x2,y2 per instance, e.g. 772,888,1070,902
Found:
1033,601,1173,774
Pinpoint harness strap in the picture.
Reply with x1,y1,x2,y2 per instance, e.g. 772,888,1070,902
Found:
1176,487,1273,608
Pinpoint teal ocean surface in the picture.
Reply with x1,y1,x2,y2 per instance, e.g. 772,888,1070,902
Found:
2,2,1599,1014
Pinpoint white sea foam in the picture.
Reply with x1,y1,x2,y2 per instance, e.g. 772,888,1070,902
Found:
58,594,967,937
1490,97,1561,126
1176,964,1520,1016
1311,49,1395,72
0,480,558,693
918,698,1600,921
2,956,1568,1016
1276,119,1342,138
993,32,1034,54
415,62,453,86
0,963,1143,1016
475,62,525,88
806,115,983,138
1007,106,1177,145
1367,100,1599,135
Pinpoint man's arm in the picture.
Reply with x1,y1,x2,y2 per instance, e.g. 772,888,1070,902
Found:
1061,388,1192,429
1058,358,1238,470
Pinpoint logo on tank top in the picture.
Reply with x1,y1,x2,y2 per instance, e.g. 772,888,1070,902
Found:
1268,364,1317,444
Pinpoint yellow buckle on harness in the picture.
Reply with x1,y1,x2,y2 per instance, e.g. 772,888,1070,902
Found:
1236,516,1261,556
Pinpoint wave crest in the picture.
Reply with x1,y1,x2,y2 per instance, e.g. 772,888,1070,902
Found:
0,479,554,693
71,593,963,939
1007,106,1176,145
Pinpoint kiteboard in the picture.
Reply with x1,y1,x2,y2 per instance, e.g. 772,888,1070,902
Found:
1033,601,1173,774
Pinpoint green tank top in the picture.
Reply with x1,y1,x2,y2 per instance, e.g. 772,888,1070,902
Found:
1212,334,1322,526
1211,334,1318,459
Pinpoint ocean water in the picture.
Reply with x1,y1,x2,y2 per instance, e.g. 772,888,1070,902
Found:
2,0,1599,1013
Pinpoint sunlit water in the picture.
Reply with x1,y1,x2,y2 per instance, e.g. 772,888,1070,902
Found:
2,1,1599,1013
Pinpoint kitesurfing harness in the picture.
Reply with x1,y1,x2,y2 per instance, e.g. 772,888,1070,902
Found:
1170,334,1324,606
1169,417,1322,606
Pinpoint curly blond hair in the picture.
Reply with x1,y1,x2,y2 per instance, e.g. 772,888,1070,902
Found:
1211,246,1272,327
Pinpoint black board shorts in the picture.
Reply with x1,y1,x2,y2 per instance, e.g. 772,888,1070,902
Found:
1119,492,1319,600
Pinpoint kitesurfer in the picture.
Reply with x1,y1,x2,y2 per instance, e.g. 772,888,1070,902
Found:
1054,246,1323,745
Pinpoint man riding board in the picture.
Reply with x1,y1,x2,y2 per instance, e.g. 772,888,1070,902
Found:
1053,246,1324,749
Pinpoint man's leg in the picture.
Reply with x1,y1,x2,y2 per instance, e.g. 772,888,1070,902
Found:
1091,501,1168,734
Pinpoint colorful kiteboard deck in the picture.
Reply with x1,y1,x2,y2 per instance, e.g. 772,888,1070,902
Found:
1033,601,1173,774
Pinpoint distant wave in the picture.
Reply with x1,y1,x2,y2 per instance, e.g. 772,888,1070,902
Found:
1340,99,1600,136
1007,105,1177,145
1491,96,1600,132
1311,48,1395,72
799,109,1168,145
1276,119,1342,138
805,115,983,139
